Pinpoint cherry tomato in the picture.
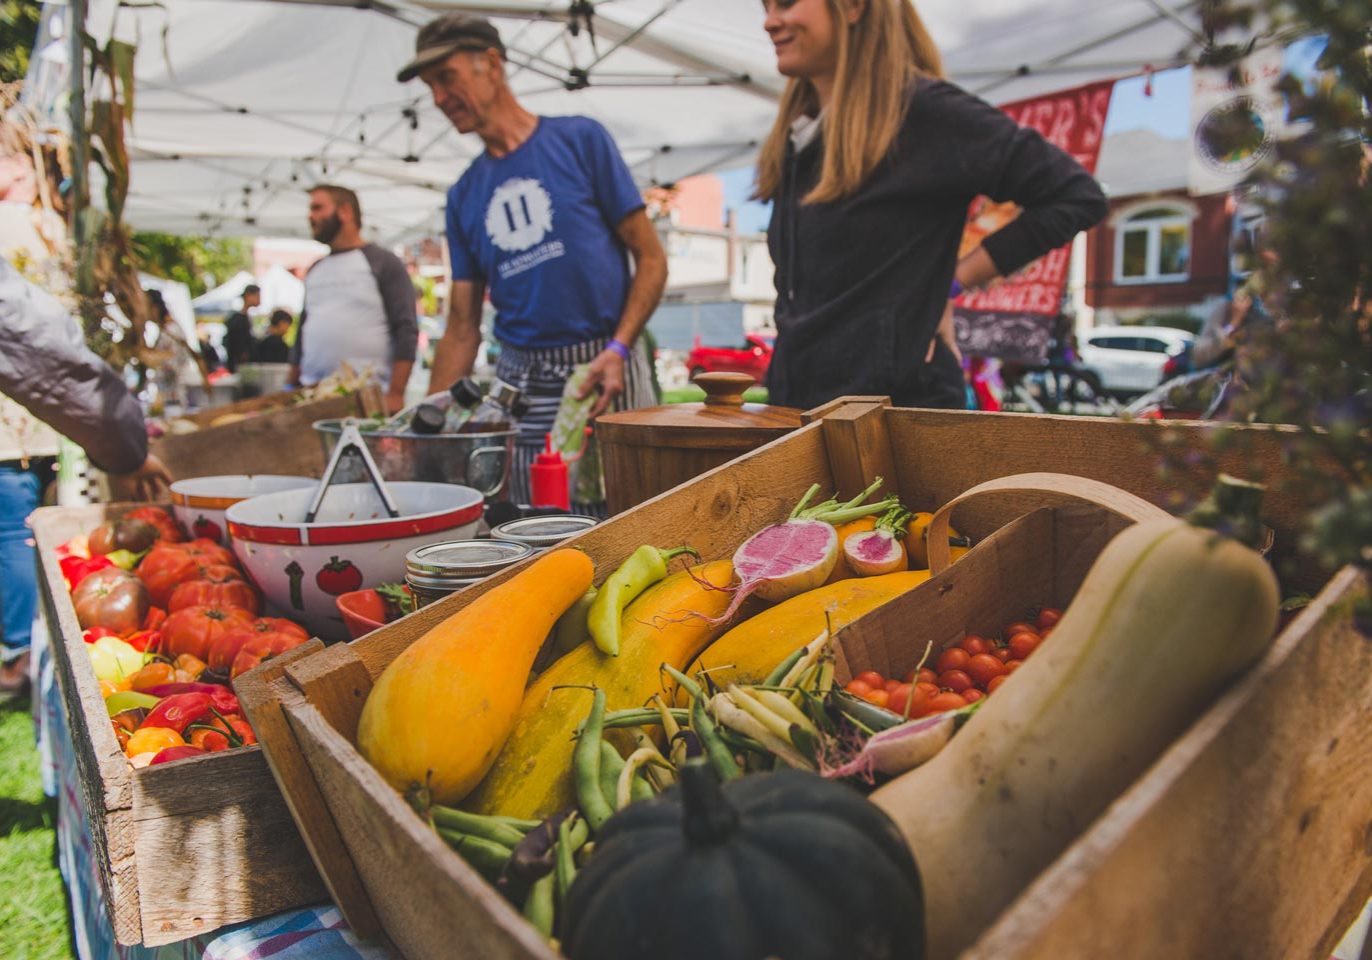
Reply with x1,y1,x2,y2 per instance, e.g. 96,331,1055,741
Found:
855,671,887,689
962,688,985,703
935,648,970,674
938,669,973,694
915,681,940,700
960,635,991,656
1009,632,1041,660
1004,659,1024,674
992,645,1013,663
1036,608,1063,630
925,691,969,715
965,653,1006,687
986,675,1009,693
884,678,904,694
887,683,918,717
1004,621,1038,638
845,679,874,697
862,688,891,709
1040,627,1054,640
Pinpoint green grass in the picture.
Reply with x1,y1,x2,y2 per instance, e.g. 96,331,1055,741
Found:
661,386,769,405
0,697,75,960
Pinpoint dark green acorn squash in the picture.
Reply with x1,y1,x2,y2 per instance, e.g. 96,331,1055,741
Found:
561,761,924,960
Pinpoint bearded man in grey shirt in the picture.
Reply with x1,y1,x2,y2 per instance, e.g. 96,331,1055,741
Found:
288,185,418,414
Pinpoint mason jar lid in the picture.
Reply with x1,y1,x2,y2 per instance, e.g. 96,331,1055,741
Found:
490,515,598,550
405,539,533,581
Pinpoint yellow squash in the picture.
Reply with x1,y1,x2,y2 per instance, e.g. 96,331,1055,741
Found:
872,518,1279,959
464,561,737,819
357,548,594,805
684,570,930,694
905,511,969,570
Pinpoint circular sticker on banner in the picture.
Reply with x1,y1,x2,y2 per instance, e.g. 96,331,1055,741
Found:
485,177,554,253
1194,96,1274,177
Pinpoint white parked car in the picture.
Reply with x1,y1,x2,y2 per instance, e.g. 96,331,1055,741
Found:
1078,325,1195,396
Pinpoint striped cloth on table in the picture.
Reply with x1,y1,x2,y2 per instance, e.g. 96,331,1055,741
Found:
495,336,656,513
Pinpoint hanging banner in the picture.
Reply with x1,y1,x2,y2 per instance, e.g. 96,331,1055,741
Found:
953,78,1116,363
1188,46,1287,197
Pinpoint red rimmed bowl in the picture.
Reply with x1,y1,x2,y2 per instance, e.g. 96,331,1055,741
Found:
169,474,315,544
336,588,391,640
225,482,482,641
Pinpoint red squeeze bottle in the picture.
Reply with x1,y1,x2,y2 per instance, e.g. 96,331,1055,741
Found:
530,434,570,510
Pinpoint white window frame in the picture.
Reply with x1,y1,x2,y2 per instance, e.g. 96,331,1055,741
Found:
1112,200,1196,286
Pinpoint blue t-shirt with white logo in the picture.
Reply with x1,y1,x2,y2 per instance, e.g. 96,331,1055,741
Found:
445,116,645,349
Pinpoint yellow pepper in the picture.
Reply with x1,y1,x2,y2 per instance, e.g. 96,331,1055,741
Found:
124,726,184,758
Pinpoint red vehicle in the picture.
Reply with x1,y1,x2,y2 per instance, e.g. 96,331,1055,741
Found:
687,332,775,383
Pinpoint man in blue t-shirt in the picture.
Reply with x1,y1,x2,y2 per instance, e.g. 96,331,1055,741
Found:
398,14,667,506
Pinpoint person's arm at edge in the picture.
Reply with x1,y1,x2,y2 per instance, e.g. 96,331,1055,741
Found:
578,208,667,418
427,279,485,393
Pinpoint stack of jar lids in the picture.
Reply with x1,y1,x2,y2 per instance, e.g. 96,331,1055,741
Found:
491,515,598,552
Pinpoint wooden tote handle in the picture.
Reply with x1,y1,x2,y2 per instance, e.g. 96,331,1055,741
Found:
926,472,1173,576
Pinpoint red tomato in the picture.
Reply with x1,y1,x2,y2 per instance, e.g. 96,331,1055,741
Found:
845,679,874,697
986,675,1009,693
904,666,938,684
860,688,891,709
962,688,985,703
992,645,1013,663
935,648,970,674
161,605,257,661
966,653,1006,688
1004,659,1024,674
1003,621,1038,638
887,683,917,717
937,669,973,694
168,578,262,615
1009,632,1041,660
125,506,187,543
854,671,886,689
924,691,968,716
1040,627,1054,640
915,681,940,700
230,632,307,680
883,678,903,694
1036,608,1063,630
959,635,991,656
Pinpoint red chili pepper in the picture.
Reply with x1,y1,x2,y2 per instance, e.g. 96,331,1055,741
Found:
142,607,167,631
62,555,115,589
150,745,206,765
138,693,214,734
210,689,240,716
123,629,162,653
224,715,257,746
82,626,119,644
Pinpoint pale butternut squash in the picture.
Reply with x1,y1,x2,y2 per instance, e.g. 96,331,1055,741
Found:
684,570,930,695
872,516,1280,960
463,561,737,819
357,548,594,805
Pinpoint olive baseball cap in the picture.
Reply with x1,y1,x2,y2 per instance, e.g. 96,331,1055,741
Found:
396,14,506,82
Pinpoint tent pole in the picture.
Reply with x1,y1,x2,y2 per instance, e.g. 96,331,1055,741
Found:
68,0,89,234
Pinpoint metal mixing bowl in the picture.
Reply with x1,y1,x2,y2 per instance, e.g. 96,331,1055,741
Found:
313,419,515,501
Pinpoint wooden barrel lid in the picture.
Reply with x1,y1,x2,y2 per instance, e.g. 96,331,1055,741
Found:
596,372,803,450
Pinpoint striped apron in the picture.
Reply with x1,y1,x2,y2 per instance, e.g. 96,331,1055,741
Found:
495,336,657,512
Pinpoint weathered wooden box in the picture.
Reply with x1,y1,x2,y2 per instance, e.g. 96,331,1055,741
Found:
149,386,383,481
236,400,1371,959
31,503,328,946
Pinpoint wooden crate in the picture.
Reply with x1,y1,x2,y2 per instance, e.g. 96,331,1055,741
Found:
150,386,384,481
32,503,328,946
235,400,1370,959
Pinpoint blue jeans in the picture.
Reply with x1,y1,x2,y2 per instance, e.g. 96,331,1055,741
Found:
0,465,41,661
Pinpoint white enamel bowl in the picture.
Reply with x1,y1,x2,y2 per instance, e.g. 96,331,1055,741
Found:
169,474,316,545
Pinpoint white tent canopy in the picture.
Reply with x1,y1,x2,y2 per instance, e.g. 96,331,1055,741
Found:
26,0,1206,243
190,266,305,315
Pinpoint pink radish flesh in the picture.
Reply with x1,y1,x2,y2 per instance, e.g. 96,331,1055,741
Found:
702,520,838,624
845,531,904,576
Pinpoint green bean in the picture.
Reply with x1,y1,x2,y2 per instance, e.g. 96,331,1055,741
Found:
522,872,555,938
428,806,526,849
554,817,577,909
690,694,741,781
662,663,707,704
598,740,627,808
762,647,807,688
436,829,512,884
574,688,615,831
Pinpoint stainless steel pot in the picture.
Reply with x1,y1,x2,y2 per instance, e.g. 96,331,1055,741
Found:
238,363,293,398
313,419,515,501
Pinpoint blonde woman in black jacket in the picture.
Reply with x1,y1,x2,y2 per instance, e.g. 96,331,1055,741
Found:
757,0,1109,410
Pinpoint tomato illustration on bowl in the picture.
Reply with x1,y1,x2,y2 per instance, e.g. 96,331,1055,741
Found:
316,557,363,596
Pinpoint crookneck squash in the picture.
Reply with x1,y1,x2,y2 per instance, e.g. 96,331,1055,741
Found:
562,762,925,960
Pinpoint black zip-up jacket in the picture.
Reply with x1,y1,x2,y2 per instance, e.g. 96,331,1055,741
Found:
766,77,1109,411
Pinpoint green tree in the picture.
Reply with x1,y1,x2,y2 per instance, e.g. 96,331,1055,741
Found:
0,0,41,84
131,232,253,297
